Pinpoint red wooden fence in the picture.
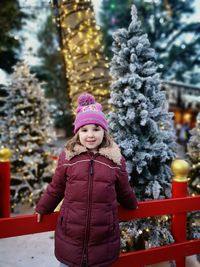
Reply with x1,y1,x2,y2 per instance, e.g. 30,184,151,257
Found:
0,152,200,266
0,148,11,217
0,196,200,266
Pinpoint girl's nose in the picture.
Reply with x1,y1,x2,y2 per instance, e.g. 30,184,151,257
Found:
87,130,94,137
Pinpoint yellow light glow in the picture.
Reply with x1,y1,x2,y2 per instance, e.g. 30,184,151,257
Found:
55,0,110,110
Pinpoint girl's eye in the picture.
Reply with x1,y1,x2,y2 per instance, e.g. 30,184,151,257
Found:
94,125,100,131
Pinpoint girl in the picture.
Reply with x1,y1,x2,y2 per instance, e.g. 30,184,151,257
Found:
35,93,138,267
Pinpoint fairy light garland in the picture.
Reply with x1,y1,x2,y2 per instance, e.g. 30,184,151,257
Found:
51,0,110,111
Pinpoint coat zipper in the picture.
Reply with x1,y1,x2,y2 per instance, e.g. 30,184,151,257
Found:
90,159,94,176
81,156,95,266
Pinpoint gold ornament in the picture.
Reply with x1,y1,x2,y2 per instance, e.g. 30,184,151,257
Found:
171,159,190,182
0,148,12,162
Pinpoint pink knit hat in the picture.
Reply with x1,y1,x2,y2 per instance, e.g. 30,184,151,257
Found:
74,93,108,133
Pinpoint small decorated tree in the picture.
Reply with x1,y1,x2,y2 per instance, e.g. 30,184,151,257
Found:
0,84,10,148
108,5,177,250
187,113,200,243
7,62,56,209
187,113,200,196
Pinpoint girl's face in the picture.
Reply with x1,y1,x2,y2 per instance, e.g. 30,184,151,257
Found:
78,124,104,152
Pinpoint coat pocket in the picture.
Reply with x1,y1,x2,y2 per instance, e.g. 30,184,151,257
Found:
60,216,64,225
109,210,115,233
60,208,69,236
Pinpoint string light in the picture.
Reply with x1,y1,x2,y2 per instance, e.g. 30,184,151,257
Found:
52,0,110,110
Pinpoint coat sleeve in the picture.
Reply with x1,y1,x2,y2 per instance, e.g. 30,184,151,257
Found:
35,151,67,214
115,157,138,209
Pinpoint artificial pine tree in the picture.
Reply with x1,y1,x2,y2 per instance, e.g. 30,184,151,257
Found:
187,113,200,245
0,84,9,148
6,62,56,209
187,113,200,196
108,5,176,251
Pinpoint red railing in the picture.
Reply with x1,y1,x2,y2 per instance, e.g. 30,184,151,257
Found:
0,152,200,267
0,148,11,217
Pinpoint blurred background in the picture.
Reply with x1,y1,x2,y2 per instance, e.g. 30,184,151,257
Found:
0,0,200,209
1,0,199,135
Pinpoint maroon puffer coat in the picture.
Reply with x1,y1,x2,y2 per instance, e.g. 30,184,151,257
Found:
35,142,138,267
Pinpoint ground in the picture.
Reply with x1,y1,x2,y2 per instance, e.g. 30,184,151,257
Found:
0,232,59,267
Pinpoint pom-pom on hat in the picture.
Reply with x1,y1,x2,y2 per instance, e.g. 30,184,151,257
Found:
74,93,108,133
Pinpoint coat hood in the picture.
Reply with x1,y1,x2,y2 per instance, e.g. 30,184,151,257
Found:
65,142,122,165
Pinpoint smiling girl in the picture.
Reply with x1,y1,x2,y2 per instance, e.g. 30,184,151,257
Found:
35,93,138,267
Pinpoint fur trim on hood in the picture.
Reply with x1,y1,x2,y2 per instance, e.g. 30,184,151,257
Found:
65,142,122,165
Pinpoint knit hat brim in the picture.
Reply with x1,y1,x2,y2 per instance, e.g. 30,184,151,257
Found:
74,110,108,133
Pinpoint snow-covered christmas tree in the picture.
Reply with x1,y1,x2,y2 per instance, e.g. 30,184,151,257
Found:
108,5,177,251
187,113,200,243
0,84,9,148
6,62,56,209
187,113,200,196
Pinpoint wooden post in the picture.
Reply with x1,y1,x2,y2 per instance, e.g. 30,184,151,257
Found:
171,159,190,267
0,148,12,218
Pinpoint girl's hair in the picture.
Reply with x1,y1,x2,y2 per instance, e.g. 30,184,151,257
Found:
65,127,114,151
